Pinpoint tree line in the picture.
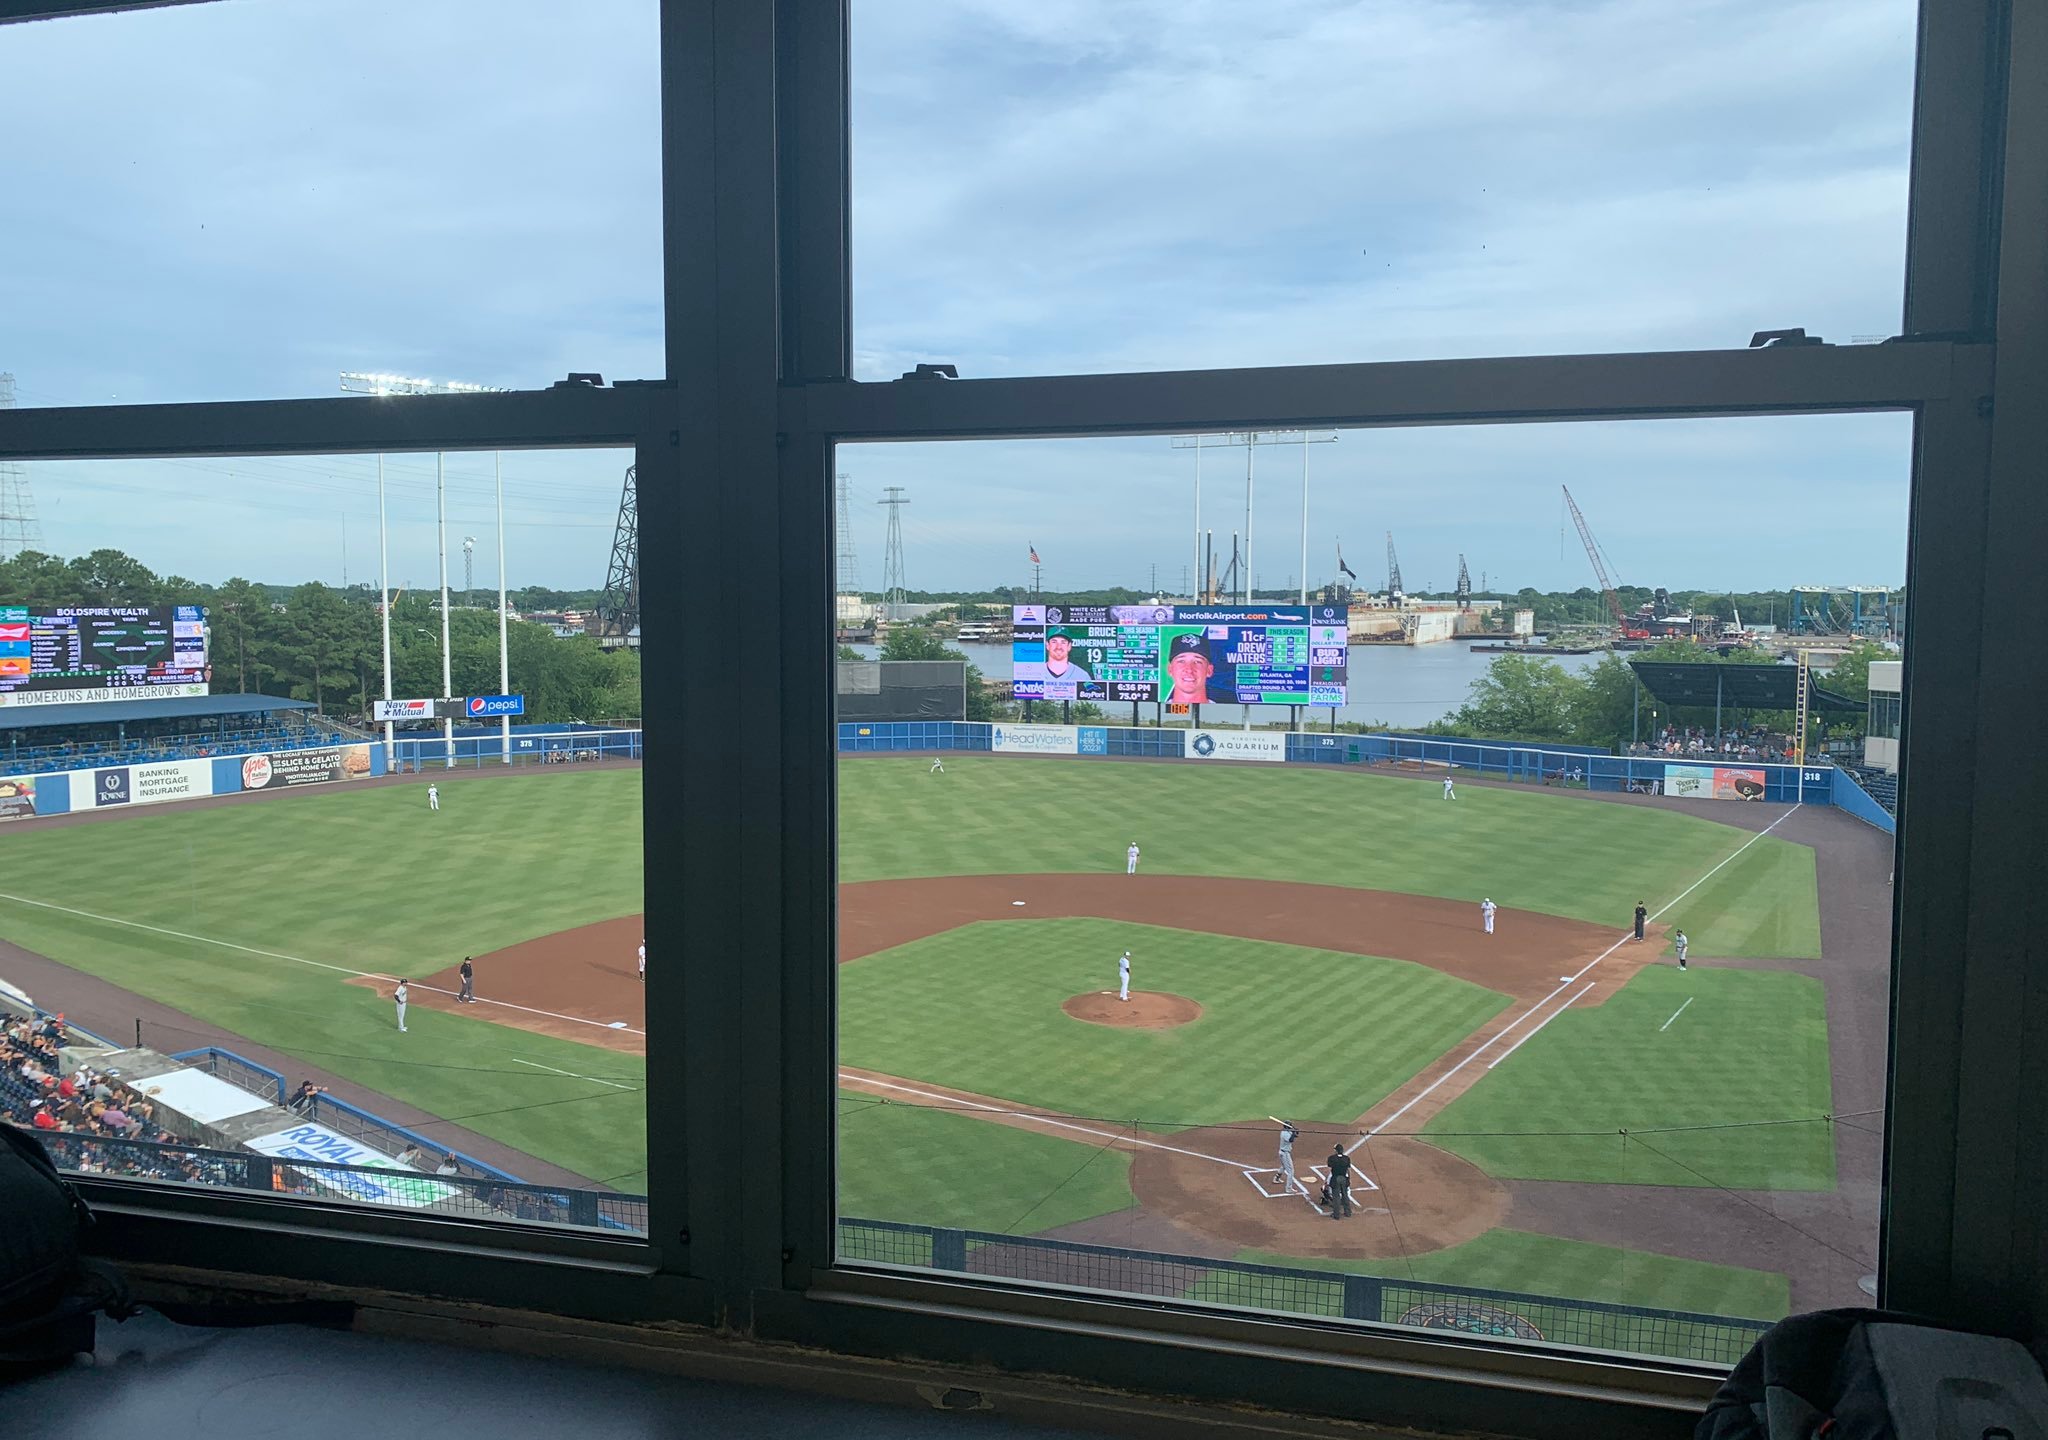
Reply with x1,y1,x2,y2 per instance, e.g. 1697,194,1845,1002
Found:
0,549,640,726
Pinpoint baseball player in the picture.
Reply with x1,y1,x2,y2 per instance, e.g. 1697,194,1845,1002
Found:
1442,775,1456,800
1481,897,1496,935
930,756,945,774
428,783,440,812
1633,901,1648,942
1126,841,1141,875
638,938,646,983
1117,950,1131,1002
1674,929,1689,970
458,957,474,1004
1274,1119,1310,1199
393,979,409,1033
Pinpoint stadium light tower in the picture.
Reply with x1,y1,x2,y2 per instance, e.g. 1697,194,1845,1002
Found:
341,372,511,767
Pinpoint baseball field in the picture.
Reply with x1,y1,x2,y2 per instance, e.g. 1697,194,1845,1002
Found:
0,747,1889,1339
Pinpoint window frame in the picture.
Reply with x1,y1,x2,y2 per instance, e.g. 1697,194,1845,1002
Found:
2,0,2044,1432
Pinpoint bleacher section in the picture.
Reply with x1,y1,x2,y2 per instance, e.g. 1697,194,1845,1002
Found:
0,693,361,775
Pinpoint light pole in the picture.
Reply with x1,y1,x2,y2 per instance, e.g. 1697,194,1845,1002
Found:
341,371,510,770
495,453,510,766
1172,431,1337,604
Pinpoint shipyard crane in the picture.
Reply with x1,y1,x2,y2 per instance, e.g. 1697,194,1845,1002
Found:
1561,486,1649,640
1384,532,1405,599
1455,555,1472,610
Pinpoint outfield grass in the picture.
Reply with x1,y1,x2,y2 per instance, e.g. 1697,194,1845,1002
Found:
841,757,1821,960
1425,965,1835,1190
838,1090,1134,1235
0,770,649,1185
840,917,1508,1128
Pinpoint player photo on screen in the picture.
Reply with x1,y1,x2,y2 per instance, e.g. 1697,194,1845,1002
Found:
1160,629,1237,705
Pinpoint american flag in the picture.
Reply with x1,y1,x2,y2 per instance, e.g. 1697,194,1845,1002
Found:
1029,544,1041,565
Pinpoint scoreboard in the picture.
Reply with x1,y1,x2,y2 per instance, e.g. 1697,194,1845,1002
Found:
1012,604,1347,706
0,605,209,707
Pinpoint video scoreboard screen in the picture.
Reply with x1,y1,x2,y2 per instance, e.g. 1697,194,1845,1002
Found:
0,605,210,707
1012,604,1348,706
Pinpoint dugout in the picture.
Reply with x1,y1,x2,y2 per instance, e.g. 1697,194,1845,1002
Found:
835,659,967,722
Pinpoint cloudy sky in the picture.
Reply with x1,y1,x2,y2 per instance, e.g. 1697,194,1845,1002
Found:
3,0,1917,593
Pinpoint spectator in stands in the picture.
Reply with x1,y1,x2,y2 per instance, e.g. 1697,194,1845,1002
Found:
436,1152,460,1176
396,1143,428,1169
288,1079,324,1115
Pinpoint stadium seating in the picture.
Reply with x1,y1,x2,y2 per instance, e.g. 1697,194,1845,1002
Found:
2,712,361,777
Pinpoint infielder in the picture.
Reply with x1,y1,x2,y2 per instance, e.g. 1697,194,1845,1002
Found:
1273,1119,1310,1200
1442,775,1456,800
1118,950,1131,1002
428,783,440,812
1674,929,1689,970
1481,897,1496,935
1126,841,1141,875
393,979,409,1033
930,757,945,774
638,938,646,983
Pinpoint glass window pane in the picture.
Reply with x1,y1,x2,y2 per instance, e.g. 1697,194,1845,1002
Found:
2,1,662,407
851,2,1916,378
0,446,649,1234
834,413,1905,1362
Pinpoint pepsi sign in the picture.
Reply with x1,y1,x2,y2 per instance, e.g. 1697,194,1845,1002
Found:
466,694,526,718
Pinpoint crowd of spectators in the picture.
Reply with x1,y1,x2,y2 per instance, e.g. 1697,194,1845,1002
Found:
0,1011,217,1183
2,712,359,777
1627,724,1795,761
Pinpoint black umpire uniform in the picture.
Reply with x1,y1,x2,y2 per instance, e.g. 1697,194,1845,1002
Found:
1633,902,1647,942
1325,1147,1353,1218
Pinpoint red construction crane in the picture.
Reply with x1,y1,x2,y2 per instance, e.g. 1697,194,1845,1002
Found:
1561,486,1649,640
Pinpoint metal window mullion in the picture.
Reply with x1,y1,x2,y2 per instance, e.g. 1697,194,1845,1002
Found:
1901,0,2009,338
787,343,1965,443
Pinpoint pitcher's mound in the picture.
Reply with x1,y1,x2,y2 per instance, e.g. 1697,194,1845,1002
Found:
1063,991,1202,1029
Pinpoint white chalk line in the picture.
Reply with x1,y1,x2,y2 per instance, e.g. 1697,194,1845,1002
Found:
0,889,647,1040
1349,805,1802,1154
1659,997,1695,1033
512,1057,636,1091
1486,982,1593,1070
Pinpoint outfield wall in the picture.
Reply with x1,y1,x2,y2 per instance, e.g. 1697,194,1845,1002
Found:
0,739,385,824
389,725,643,769
839,721,1866,816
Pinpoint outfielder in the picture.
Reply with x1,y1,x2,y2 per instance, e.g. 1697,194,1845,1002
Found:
393,979,409,1033
1442,775,1456,800
930,757,945,774
1118,950,1131,1002
638,938,646,983
1126,841,1141,875
1273,1119,1310,1199
1481,897,1496,934
1674,929,1689,970
428,783,440,812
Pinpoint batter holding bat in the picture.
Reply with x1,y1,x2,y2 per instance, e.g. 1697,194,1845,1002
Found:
1269,1116,1313,1202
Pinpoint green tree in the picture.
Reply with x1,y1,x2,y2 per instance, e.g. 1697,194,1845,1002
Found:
1570,654,1644,750
279,582,366,713
1453,655,1579,740
66,548,162,603
836,644,865,661
211,576,277,695
880,625,992,721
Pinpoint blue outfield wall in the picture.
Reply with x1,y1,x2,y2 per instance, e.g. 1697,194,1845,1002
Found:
1829,767,1898,834
839,721,1854,814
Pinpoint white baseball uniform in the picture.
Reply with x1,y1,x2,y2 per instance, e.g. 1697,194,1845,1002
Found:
1118,951,1131,1002
1675,932,1689,965
428,784,440,811
1126,843,1140,875
1481,899,1496,934
638,941,646,981
1277,1124,1306,1197
930,757,945,773
1443,777,1455,800
394,982,409,1032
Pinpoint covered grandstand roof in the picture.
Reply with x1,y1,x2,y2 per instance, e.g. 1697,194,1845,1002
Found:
1628,661,1863,713
0,693,315,732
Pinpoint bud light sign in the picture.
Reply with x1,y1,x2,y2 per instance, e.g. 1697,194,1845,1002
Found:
465,694,525,718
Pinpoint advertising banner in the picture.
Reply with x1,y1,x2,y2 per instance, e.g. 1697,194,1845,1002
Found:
240,745,372,791
0,776,37,822
1183,730,1287,763
464,694,526,718
1663,764,1769,800
74,758,212,810
0,604,209,707
1077,726,1109,755
244,1122,460,1208
373,698,437,721
991,723,1079,755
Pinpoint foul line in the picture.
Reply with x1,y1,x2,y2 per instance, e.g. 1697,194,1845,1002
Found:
1486,982,1592,1070
1659,998,1695,1033
844,1072,1245,1170
1349,805,1802,1154
512,1057,636,1091
0,889,647,1040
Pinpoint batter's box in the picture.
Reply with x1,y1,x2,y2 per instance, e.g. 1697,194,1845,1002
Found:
1241,1165,1380,1199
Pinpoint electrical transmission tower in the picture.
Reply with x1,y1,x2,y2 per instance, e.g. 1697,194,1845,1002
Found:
878,486,909,608
597,463,639,647
835,473,862,595
0,375,42,560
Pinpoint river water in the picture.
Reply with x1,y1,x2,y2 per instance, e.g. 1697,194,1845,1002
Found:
848,641,1604,731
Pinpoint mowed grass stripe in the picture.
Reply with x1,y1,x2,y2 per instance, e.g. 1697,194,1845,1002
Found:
1425,965,1834,1190
839,918,1508,1129
838,1090,1135,1236
841,757,1820,960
